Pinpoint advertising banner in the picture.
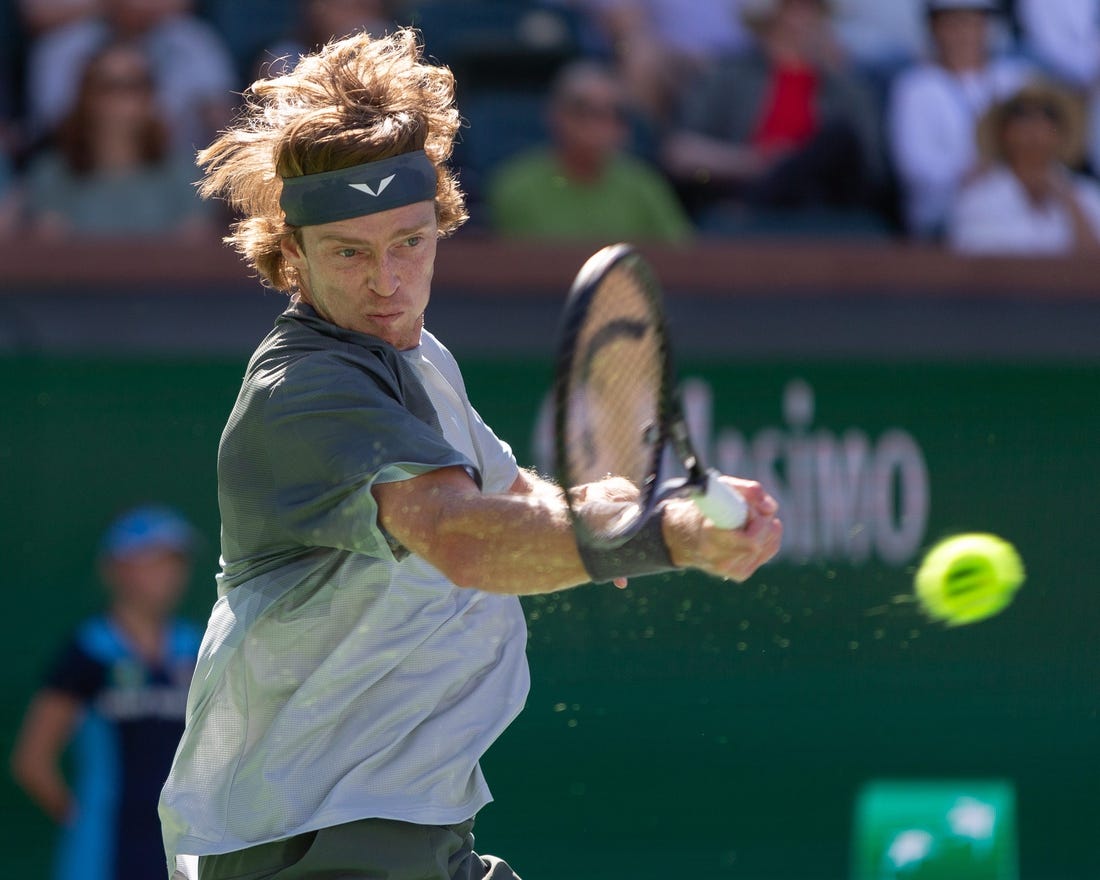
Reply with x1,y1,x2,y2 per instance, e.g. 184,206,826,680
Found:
1,357,1096,879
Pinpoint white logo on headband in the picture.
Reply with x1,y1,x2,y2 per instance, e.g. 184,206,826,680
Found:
348,174,396,198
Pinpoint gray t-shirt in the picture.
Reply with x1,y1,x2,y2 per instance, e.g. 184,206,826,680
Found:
160,304,527,876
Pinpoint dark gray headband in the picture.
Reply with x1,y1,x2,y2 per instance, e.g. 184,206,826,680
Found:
279,150,437,226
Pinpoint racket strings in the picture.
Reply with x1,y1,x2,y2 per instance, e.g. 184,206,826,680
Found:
563,266,665,505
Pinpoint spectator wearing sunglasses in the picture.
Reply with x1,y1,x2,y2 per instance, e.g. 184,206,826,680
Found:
25,0,236,151
17,40,215,239
947,80,1100,254
486,60,692,243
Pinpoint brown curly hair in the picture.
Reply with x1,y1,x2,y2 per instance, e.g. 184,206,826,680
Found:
197,28,467,292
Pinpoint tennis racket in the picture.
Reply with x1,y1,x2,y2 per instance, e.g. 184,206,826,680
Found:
554,243,747,553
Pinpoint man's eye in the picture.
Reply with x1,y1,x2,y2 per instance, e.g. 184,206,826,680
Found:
404,236,422,247
337,248,357,258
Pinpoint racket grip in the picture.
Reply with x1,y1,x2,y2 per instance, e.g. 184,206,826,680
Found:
693,471,748,529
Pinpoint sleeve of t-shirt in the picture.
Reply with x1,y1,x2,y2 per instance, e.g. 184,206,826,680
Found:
630,161,693,241
421,335,520,493
42,634,104,704
260,353,476,556
463,401,519,494
888,69,958,190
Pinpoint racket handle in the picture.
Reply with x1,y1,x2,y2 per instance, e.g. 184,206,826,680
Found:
693,471,748,529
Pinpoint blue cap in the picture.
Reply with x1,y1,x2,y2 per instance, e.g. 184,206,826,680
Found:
99,505,196,559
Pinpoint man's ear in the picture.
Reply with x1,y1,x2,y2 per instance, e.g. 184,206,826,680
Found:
280,233,309,295
280,232,304,264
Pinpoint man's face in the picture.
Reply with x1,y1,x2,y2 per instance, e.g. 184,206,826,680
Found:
773,0,827,44
281,200,439,350
931,10,989,69
1002,100,1064,168
552,75,628,164
104,548,191,618
107,0,179,33
84,44,156,127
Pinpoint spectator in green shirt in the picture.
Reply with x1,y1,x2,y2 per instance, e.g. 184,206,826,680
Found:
487,60,693,243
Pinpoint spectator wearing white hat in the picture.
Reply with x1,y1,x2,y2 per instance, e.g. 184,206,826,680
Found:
948,80,1100,255
1012,0,1100,181
887,0,1033,238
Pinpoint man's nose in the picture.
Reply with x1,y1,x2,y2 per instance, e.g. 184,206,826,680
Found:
370,255,399,297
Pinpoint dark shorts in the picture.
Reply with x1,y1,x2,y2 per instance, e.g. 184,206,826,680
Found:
193,817,520,880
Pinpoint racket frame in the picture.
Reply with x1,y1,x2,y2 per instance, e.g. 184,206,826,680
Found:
554,243,699,550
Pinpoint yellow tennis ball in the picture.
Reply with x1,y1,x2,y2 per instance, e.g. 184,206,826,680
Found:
914,533,1025,627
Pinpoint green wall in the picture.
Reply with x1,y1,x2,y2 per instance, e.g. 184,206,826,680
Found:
2,357,1097,878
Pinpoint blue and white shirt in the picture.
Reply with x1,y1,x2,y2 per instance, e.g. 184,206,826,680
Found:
45,615,200,880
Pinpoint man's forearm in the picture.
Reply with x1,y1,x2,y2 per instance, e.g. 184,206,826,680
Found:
432,486,599,594
377,468,650,594
375,467,781,594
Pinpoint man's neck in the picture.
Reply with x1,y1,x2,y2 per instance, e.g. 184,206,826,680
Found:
941,55,987,76
112,605,166,662
557,149,608,184
1011,162,1055,204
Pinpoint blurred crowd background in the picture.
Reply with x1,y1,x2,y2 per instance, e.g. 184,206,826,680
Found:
2,0,1100,256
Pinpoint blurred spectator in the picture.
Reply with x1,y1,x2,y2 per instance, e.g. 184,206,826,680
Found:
487,60,692,242
16,40,216,239
1011,0,1100,177
25,0,237,150
948,81,1100,255
558,0,751,126
259,0,401,78
661,0,884,232
1015,0,1100,91
887,0,1032,238
10,505,202,880
18,0,101,36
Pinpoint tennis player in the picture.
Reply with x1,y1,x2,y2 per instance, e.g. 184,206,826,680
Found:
159,28,782,880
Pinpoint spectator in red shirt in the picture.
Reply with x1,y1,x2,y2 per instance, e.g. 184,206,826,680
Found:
661,0,885,232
